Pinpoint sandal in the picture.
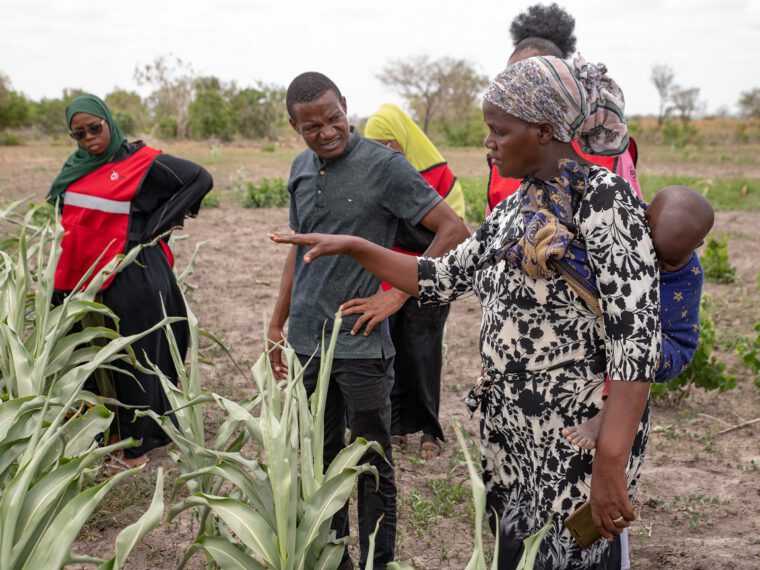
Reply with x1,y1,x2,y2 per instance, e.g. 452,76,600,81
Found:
419,435,441,459
104,453,149,475
390,435,408,452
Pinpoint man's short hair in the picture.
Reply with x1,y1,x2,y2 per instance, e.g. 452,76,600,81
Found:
286,72,342,119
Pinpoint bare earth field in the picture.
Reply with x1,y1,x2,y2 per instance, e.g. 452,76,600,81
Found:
1,139,759,569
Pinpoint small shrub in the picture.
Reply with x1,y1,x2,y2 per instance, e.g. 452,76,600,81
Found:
0,131,22,145
661,121,701,148
261,142,277,152
700,237,737,284
737,323,760,390
209,144,222,163
651,295,736,400
242,177,288,208
440,116,488,148
201,190,220,208
226,167,248,194
459,175,487,223
734,122,750,144
156,116,178,139
112,110,137,136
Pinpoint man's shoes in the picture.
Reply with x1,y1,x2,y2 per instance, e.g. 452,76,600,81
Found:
420,434,441,459
390,434,408,452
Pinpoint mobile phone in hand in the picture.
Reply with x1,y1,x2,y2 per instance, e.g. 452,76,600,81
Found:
563,500,602,549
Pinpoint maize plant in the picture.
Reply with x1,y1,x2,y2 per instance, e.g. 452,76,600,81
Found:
0,202,167,569
453,424,551,570
360,427,549,570
142,308,385,570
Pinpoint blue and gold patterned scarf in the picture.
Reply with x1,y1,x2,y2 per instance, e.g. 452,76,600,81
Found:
483,159,602,316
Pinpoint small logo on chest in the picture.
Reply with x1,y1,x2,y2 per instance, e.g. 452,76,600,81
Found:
110,170,122,182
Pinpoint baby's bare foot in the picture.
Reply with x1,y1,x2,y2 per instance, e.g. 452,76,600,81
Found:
562,409,605,450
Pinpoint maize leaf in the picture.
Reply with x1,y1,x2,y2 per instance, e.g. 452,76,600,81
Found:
97,468,165,570
193,535,267,570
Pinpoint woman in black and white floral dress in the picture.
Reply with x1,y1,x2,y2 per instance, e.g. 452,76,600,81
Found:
272,55,659,570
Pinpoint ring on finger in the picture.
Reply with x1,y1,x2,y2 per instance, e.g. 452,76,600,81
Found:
612,515,625,524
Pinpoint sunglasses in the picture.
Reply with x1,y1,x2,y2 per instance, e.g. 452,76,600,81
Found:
69,119,106,141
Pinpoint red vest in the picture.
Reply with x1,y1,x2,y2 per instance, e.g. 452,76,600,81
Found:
420,162,456,200
486,138,639,213
379,161,458,291
55,146,162,291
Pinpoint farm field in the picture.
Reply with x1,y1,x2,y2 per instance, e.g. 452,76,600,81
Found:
1,133,759,569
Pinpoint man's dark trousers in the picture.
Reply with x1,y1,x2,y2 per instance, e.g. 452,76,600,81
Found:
298,355,397,569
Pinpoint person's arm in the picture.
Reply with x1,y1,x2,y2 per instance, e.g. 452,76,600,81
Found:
270,207,491,307
267,246,296,379
580,172,660,540
339,198,471,335
417,199,471,256
137,154,214,239
591,380,650,540
270,233,420,296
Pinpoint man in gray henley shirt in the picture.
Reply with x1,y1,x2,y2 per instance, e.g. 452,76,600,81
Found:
268,72,469,570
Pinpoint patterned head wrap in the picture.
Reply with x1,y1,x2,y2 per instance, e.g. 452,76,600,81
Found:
484,54,628,156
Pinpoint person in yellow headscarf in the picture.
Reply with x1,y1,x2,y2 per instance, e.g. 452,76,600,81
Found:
365,103,465,216
363,103,465,458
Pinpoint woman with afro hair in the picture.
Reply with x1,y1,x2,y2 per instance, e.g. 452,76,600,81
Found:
486,3,641,217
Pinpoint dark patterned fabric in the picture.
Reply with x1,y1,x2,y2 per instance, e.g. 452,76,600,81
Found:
481,159,601,317
418,166,660,569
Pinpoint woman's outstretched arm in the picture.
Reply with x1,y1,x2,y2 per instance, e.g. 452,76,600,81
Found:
269,233,421,297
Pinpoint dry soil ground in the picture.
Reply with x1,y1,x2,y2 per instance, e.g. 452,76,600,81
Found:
1,138,759,569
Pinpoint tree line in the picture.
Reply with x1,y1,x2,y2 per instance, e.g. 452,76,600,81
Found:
1,55,759,146
0,54,490,146
0,56,290,141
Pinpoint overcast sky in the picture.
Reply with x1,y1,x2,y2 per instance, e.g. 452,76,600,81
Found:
2,0,759,119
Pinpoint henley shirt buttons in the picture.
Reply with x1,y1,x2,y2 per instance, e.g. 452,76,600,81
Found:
319,170,325,176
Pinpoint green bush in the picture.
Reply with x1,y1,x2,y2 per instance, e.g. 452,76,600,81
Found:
0,89,30,130
737,323,760,390
651,296,736,400
459,175,487,223
156,116,178,139
242,177,289,208
189,77,234,141
439,114,488,147
0,131,22,145
701,237,737,284
111,110,137,136
661,121,702,148
226,167,248,194
232,84,289,140
105,89,148,134
30,89,84,135
201,190,221,208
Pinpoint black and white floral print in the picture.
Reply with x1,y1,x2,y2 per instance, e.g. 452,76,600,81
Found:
418,166,660,569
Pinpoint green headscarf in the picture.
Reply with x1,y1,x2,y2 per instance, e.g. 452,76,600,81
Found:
47,94,127,205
